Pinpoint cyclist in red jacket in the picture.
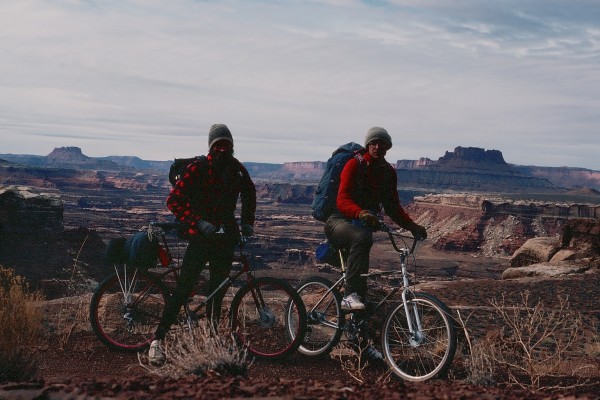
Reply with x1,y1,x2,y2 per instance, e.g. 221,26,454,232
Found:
325,126,427,360
149,123,256,366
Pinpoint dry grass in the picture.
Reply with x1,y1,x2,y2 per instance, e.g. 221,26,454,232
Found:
458,291,596,392
138,322,248,379
0,266,44,382
53,235,94,348
332,340,391,384
455,309,497,386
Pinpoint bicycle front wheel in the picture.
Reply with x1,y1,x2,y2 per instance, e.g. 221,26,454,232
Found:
382,292,457,382
289,276,343,357
89,266,168,351
230,276,307,360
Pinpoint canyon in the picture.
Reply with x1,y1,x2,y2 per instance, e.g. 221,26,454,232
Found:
1,146,599,398
1,145,599,296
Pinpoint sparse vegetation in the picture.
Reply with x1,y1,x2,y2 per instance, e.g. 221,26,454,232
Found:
139,323,248,379
332,340,391,384
455,309,497,386
459,291,594,392
0,266,44,382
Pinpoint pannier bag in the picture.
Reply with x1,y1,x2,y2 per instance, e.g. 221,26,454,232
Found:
105,237,127,264
315,241,341,268
105,233,159,268
124,231,159,268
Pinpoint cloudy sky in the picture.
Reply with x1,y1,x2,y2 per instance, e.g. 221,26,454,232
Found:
1,1,599,170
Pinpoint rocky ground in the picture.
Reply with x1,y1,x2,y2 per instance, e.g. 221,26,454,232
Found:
2,196,600,399
2,242,599,400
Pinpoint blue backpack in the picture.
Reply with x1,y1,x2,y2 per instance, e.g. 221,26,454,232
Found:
311,142,365,222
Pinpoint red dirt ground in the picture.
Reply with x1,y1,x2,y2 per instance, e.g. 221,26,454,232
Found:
3,271,600,400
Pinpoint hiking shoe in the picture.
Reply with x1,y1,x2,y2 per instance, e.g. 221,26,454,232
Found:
148,339,166,366
341,292,365,311
364,345,383,362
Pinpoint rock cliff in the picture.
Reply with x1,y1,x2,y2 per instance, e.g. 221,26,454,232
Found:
0,186,106,295
3,145,600,191
409,194,599,258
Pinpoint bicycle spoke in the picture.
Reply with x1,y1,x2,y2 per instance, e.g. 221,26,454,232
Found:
290,276,342,357
231,277,306,360
382,294,456,382
90,269,167,351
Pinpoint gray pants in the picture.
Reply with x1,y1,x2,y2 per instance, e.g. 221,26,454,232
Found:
324,214,373,299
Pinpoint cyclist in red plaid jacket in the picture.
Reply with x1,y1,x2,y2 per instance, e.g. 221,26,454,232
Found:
149,123,256,366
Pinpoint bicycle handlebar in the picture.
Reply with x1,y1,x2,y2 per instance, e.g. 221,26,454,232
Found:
379,223,419,254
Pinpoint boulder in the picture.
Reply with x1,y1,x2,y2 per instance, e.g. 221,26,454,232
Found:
509,237,561,268
502,260,591,279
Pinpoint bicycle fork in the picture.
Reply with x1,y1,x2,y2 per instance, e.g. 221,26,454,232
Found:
397,249,426,347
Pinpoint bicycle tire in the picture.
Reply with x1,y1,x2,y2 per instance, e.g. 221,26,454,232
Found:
288,276,343,357
382,292,457,382
89,266,168,351
230,276,307,360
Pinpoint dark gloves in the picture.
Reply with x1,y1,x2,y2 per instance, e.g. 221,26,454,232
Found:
241,224,254,237
409,223,428,240
197,220,217,238
358,210,380,229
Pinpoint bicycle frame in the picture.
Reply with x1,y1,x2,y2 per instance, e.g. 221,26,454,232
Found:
294,223,457,381
92,220,307,359
146,222,262,325
307,226,420,334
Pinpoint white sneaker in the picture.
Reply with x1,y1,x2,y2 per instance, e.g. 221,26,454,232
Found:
148,339,165,366
364,345,383,361
341,292,365,311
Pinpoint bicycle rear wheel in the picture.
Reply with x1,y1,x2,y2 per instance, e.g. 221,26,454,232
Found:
382,292,457,382
288,276,343,357
230,276,307,360
89,266,168,351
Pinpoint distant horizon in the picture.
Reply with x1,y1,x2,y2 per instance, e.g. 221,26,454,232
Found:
2,144,599,172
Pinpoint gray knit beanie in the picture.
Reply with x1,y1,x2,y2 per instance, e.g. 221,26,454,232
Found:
364,126,392,148
208,124,234,149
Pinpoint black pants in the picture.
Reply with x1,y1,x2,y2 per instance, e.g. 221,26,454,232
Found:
154,235,235,340
324,214,373,300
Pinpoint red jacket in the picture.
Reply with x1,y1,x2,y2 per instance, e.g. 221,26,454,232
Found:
336,152,414,227
167,154,256,236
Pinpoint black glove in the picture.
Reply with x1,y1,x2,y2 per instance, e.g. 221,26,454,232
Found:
410,223,428,240
358,210,380,229
241,224,254,237
197,220,217,238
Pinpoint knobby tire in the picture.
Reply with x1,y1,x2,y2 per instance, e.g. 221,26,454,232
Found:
230,276,307,360
382,292,457,382
89,266,168,351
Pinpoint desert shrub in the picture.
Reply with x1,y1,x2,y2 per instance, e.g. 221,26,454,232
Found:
140,323,248,379
0,266,44,382
455,310,497,386
485,291,584,391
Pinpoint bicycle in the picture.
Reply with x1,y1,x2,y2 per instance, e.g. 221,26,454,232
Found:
286,222,457,382
90,221,307,360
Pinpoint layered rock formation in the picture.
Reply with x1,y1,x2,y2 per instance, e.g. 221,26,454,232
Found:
410,194,598,257
3,145,600,191
0,186,106,296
